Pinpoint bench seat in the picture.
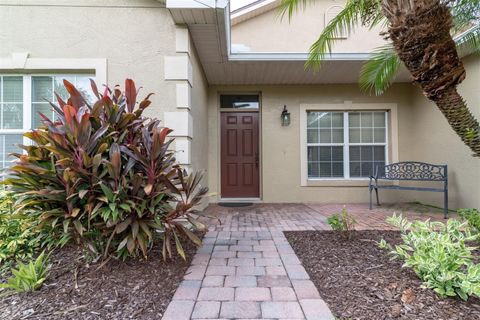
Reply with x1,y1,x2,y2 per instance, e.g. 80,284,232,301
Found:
369,161,448,218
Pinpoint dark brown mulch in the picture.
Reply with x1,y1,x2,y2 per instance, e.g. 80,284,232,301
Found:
0,238,199,320
284,230,480,320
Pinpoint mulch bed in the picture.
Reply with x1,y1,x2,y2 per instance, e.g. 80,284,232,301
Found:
285,230,480,320
0,238,199,320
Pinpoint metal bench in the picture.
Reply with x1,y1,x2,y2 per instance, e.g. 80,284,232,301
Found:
369,161,448,218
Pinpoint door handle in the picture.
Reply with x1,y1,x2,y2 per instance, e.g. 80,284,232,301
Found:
255,153,259,168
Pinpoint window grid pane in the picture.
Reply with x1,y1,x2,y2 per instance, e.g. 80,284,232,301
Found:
348,111,386,144
307,111,345,178
31,75,95,129
347,112,386,178
349,145,386,178
308,146,344,178
307,111,344,144
0,134,23,169
1,76,24,130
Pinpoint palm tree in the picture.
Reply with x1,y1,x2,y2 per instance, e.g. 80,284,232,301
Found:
280,0,480,157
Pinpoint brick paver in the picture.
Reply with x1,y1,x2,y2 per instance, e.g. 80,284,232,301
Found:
163,203,446,319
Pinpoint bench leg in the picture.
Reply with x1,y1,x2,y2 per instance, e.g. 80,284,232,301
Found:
375,188,380,206
369,186,373,210
444,189,448,219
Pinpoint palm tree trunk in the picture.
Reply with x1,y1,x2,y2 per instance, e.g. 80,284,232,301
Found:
432,87,480,156
382,0,480,156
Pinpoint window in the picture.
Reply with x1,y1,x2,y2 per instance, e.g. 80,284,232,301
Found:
220,94,259,109
0,76,24,169
0,74,94,169
307,111,387,179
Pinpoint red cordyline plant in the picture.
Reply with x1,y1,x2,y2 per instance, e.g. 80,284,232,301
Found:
4,79,208,260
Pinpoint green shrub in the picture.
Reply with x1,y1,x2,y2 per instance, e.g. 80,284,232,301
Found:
0,194,62,275
0,251,50,293
0,191,14,213
458,208,480,233
4,79,208,260
0,213,39,271
0,192,41,273
327,206,356,239
379,214,480,300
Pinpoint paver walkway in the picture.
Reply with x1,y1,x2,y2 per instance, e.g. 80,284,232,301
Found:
162,203,447,320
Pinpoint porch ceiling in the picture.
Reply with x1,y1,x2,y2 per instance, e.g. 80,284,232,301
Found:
166,0,412,85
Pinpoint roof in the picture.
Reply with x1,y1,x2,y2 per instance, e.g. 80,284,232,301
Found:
166,0,410,85
231,0,282,26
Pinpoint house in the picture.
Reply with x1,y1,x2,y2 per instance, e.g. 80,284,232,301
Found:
0,0,478,209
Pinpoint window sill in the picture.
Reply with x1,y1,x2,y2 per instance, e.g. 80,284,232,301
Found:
304,179,395,187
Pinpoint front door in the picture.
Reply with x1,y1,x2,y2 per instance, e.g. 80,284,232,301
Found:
221,112,259,198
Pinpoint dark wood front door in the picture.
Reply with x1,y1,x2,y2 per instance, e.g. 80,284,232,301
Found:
221,112,259,198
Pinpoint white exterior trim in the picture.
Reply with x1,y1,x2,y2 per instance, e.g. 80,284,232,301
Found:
164,111,193,138
166,0,229,9
174,137,192,165
22,75,32,146
176,83,192,109
0,53,107,85
175,26,190,54
231,0,278,17
299,102,398,187
164,55,193,85
228,52,372,61
163,26,197,166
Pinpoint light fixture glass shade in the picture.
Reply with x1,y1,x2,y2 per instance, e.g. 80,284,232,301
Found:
281,105,290,126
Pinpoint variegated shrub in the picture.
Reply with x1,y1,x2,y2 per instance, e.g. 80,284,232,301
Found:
4,79,208,260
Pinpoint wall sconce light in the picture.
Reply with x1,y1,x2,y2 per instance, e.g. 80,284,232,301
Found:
281,105,291,126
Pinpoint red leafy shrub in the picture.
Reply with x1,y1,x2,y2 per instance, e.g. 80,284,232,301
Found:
4,79,208,260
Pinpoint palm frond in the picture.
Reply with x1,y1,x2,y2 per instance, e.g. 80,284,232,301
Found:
306,0,382,70
455,25,480,55
359,45,401,96
278,0,315,21
358,19,478,97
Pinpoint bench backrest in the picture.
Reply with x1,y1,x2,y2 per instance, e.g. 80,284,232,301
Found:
376,161,447,181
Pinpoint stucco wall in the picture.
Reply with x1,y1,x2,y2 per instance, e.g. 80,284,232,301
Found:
207,84,415,204
0,0,177,121
207,57,479,209
405,55,480,209
231,0,386,53
189,37,210,189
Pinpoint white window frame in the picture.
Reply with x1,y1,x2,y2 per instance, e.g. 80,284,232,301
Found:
306,111,388,180
300,102,398,186
0,75,26,167
306,111,345,178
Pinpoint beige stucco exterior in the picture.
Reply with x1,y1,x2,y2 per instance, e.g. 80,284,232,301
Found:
189,37,209,187
207,84,413,204
0,0,177,121
231,0,387,53
206,56,480,209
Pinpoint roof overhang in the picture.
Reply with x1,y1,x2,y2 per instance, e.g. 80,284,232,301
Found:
231,0,281,26
166,0,412,85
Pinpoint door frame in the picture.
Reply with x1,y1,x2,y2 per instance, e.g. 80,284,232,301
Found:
217,92,262,202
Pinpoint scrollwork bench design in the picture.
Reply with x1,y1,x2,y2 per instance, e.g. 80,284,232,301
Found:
369,162,448,218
